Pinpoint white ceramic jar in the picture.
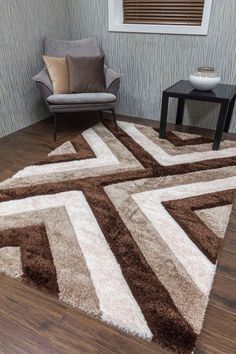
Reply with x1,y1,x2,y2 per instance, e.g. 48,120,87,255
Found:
189,67,221,91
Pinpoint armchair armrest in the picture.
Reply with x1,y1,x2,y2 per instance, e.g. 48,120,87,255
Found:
104,66,120,97
33,67,53,92
32,68,53,103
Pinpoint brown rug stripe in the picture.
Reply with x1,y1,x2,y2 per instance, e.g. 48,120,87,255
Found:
154,128,212,147
0,224,59,294
0,169,152,203
84,185,196,353
0,172,195,353
163,190,233,264
104,121,236,176
36,135,96,165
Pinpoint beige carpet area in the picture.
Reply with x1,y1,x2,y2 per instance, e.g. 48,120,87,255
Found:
0,120,236,353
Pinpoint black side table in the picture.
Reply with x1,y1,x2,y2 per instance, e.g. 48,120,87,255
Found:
159,80,236,150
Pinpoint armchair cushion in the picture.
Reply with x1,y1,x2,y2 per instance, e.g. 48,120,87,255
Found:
44,37,100,57
43,56,69,94
47,93,116,105
67,55,107,93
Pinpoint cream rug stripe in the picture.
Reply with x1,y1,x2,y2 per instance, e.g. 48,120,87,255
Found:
49,141,77,156
136,124,236,156
43,207,100,313
67,192,153,339
93,123,143,169
133,176,236,295
105,182,207,334
119,121,236,165
172,131,202,140
0,247,22,279
0,207,100,315
0,124,143,188
1,163,140,189
14,128,119,177
0,192,152,339
195,205,232,239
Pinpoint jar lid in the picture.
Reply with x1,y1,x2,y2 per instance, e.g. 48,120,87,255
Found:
198,66,215,73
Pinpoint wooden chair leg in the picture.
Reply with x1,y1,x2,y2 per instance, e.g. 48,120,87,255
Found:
99,111,103,121
111,109,118,130
54,114,58,141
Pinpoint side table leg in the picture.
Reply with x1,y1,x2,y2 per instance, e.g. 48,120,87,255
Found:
213,101,230,150
159,93,169,139
224,96,236,133
176,98,185,125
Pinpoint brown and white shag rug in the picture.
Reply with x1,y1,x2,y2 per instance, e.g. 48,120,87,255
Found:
0,120,236,353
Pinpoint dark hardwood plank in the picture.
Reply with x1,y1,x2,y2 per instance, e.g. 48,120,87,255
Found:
0,112,235,354
0,274,161,354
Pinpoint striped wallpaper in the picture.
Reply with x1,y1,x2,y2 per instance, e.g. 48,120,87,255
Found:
70,0,236,133
0,0,236,138
0,0,71,138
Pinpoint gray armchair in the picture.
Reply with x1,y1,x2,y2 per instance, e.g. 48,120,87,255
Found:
33,37,120,140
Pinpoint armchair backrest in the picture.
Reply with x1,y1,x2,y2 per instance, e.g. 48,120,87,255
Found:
44,37,100,57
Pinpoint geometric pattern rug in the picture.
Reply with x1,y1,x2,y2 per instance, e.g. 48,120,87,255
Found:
0,120,236,354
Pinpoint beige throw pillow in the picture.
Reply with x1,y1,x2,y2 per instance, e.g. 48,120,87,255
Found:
43,55,69,94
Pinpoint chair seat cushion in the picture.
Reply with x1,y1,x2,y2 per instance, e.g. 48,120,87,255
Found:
47,93,116,105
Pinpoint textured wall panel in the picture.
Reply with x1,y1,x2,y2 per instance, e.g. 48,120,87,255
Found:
70,0,236,132
1,0,236,138
0,0,71,138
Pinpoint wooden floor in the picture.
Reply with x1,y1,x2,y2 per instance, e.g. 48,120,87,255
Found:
0,113,236,354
